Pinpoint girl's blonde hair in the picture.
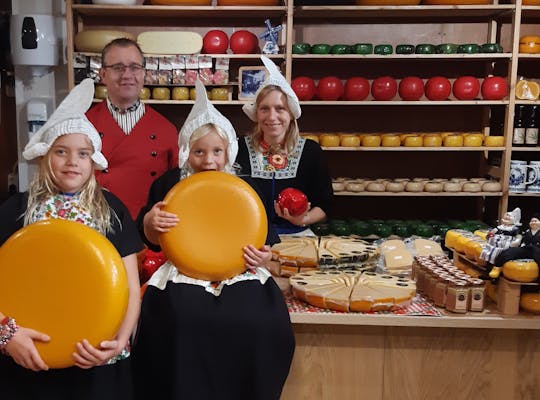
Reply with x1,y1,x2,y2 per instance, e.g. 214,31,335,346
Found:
250,85,300,154
185,123,238,176
24,137,113,234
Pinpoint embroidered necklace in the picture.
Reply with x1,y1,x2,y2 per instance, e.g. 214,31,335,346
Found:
260,140,288,170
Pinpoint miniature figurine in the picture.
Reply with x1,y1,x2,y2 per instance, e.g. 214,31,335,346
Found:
259,19,283,55
480,207,522,267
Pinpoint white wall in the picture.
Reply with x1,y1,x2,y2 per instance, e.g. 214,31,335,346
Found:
11,0,67,191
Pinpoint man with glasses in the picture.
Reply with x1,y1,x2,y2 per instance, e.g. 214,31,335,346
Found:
87,38,179,219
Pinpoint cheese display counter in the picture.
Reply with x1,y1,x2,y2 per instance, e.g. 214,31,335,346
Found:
282,293,540,400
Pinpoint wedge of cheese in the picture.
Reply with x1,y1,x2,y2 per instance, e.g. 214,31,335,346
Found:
318,235,378,266
271,236,318,267
290,270,416,313
137,31,203,54
384,248,414,271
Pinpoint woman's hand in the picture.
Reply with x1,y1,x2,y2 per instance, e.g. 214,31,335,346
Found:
6,327,50,371
274,201,311,227
243,244,272,270
143,201,179,244
72,339,124,369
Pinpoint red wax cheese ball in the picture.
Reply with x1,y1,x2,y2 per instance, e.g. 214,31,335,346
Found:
202,30,229,54
453,76,480,100
229,30,259,54
292,76,317,101
398,76,424,101
317,76,344,101
344,77,370,101
425,76,452,100
481,76,508,100
277,188,309,216
371,76,398,101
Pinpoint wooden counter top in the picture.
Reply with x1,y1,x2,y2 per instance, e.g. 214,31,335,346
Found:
290,305,540,330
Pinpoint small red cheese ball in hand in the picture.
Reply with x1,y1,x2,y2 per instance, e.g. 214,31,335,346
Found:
277,188,309,216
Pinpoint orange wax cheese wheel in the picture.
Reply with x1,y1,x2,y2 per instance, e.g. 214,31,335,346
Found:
502,259,539,283
340,134,361,147
463,134,484,147
520,293,540,313
444,134,464,147
0,219,128,369
362,134,381,147
381,134,401,147
423,134,442,147
519,36,540,53
137,31,203,55
484,136,504,146
319,134,340,147
403,135,422,147
74,30,135,52
160,171,267,281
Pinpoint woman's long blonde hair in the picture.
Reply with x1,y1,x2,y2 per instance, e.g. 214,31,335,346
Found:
24,143,113,234
250,85,300,154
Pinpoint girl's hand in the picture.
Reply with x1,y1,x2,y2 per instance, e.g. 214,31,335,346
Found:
6,327,50,372
274,201,311,227
243,244,272,270
72,339,124,369
143,201,179,244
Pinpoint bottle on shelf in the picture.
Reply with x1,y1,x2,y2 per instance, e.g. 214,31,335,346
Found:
512,104,526,147
525,105,539,147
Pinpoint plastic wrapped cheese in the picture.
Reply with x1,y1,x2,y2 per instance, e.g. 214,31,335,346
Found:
137,31,203,55
75,30,135,52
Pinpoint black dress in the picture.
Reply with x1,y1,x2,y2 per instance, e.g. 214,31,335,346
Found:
495,229,540,269
131,168,295,400
236,136,333,233
0,191,143,400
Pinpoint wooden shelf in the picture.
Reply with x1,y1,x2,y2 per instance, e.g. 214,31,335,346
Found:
78,51,285,59
322,146,506,151
334,191,502,197
510,146,540,151
293,5,515,21
292,53,512,61
299,100,510,106
508,192,540,197
72,4,287,18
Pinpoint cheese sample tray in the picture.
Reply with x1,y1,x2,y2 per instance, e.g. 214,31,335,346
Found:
286,293,443,317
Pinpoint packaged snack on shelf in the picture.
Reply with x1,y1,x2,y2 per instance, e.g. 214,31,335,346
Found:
144,57,159,85
73,52,89,83
185,69,198,85
89,56,102,83
199,68,214,85
172,69,186,85
213,69,229,85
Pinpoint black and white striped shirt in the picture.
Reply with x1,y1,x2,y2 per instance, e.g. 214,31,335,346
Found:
106,98,145,135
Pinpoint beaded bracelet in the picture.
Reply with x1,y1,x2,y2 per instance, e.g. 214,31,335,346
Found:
0,317,19,354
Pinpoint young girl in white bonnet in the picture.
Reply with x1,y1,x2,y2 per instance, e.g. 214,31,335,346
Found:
0,78,142,400
132,80,294,400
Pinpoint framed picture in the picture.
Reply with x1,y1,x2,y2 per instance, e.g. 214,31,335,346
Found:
238,66,269,100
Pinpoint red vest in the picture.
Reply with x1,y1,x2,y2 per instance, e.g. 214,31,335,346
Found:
87,102,179,219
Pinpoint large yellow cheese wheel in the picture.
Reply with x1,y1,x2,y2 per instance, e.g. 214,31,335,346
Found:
152,87,170,100
362,134,381,147
137,31,203,55
423,134,442,147
484,136,504,146
160,171,267,281
319,134,340,147
0,219,128,369
74,30,135,53
502,259,539,283
403,135,423,147
381,134,401,147
463,134,484,147
301,134,319,143
444,134,464,147
340,134,361,147
520,293,540,314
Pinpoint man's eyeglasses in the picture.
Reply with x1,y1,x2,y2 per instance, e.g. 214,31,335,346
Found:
103,63,145,74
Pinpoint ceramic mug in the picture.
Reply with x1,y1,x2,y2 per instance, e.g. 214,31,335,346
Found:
509,160,535,193
527,161,540,193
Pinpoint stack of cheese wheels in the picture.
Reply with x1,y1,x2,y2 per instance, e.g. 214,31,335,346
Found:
289,269,416,312
0,219,128,369
160,171,267,281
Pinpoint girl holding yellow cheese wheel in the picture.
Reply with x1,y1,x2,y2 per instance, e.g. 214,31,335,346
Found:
0,79,143,400
132,80,294,400
238,56,333,234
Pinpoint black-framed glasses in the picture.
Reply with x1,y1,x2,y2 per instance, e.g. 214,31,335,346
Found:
103,63,145,74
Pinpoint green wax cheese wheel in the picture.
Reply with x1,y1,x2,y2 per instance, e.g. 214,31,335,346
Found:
457,43,480,54
374,223,393,238
414,223,434,238
396,44,415,54
311,222,331,236
292,43,311,54
436,43,458,54
331,44,352,54
311,43,331,54
353,43,373,54
480,43,503,53
333,224,351,236
350,220,371,236
392,223,411,238
415,44,436,54
374,44,393,55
